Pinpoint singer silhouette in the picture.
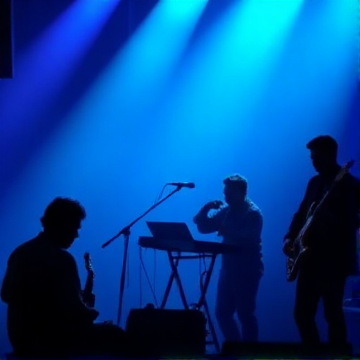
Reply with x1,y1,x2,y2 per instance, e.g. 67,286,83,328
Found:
193,174,263,343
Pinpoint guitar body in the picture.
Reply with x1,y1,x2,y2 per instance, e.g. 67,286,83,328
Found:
83,252,96,308
285,160,355,282
286,247,308,282
286,215,312,282
82,291,95,308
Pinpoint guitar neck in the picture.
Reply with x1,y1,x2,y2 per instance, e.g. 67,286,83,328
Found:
297,169,351,242
83,252,95,307
83,275,95,307
310,167,350,219
84,274,93,297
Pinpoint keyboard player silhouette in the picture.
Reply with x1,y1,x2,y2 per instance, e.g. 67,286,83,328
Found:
138,221,240,352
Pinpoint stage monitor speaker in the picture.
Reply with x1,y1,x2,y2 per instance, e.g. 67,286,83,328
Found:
125,308,206,357
0,0,13,78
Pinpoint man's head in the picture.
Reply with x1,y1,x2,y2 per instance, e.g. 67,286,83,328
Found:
306,135,338,174
223,174,247,208
41,197,86,249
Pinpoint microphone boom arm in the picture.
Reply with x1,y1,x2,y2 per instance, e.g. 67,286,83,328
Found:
101,185,182,249
101,184,183,326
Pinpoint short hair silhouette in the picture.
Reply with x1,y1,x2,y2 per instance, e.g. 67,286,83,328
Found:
40,197,86,231
223,174,248,195
306,135,338,157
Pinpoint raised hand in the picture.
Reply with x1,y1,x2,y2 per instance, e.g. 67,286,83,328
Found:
204,200,223,211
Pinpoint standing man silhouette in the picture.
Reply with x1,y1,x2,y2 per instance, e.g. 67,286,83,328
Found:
194,174,263,342
283,135,360,346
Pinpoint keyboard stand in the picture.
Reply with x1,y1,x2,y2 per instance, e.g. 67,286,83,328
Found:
160,250,220,353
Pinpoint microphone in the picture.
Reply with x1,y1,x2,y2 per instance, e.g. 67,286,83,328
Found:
167,182,195,189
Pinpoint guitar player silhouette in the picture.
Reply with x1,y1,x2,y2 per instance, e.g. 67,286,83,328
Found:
1,197,129,357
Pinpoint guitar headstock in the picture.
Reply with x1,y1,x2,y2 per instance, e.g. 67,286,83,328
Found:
345,159,355,170
336,160,355,181
84,252,95,278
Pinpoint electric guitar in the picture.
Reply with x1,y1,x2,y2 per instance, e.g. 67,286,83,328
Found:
82,252,96,308
286,160,355,282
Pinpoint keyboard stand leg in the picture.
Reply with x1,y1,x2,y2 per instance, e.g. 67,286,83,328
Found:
160,255,178,308
198,255,216,308
160,251,189,309
159,250,220,352
168,251,189,309
198,254,220,353
202,297,220,353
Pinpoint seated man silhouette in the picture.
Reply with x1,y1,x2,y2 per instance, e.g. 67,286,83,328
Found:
1,197,128,357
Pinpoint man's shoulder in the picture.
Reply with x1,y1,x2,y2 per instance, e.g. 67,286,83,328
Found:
246,200,262,217
9,234,73,264
301,175,322,193
308,174,321,186
58,248,76,264
9,235,41,259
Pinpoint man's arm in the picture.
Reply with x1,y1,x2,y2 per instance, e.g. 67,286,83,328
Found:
1,254,16,304
284,179,315,241
193,203,225,234
0,250,27,306
56,251,98,322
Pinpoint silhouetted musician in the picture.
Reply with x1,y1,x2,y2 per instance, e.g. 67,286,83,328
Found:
1,197,129,357
193,174,263,343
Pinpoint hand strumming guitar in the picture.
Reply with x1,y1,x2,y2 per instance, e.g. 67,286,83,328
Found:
88,308,99,322
282,238,293,257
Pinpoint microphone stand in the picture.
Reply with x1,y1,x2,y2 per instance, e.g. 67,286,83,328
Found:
101,185,184,326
